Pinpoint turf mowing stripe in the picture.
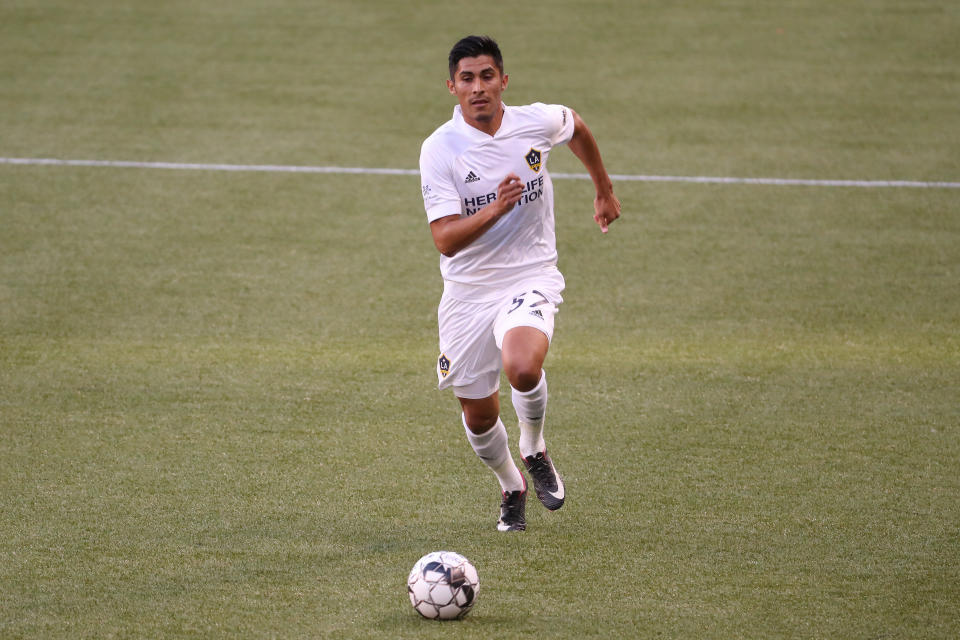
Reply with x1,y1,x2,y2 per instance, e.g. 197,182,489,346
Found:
2,156,959,189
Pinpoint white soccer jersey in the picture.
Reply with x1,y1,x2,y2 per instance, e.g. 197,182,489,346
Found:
419,102,575,301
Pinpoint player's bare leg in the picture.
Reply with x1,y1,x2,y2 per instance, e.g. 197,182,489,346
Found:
501,326,548,392
459,394,526,531
502,326,565,510
459,394,501,434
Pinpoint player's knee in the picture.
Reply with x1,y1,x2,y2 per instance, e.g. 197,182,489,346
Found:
501,327,548,392
463,412,498,434
505,364,541,393
461,400,500,434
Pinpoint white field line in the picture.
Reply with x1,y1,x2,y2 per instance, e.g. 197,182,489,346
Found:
2,156,959,189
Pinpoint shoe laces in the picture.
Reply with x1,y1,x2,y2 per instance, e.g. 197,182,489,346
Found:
526,453,552,479
501,488,523,506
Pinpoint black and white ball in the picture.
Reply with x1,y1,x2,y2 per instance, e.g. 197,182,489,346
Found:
407,551,479,620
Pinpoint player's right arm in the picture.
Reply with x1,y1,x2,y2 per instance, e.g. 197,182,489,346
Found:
429,174,523,257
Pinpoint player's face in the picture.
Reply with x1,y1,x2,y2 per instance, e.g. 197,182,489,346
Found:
447,55,508,130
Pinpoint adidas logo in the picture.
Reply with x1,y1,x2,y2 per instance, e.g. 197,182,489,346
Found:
464,171,480,183
529,309,544,319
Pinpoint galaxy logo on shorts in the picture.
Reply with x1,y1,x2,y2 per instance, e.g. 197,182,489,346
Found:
438,354,451,377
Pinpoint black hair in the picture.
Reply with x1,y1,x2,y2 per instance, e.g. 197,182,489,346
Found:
448,35,503,80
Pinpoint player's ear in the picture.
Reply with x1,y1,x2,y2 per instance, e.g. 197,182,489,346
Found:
501,74,508,91
447,79,456,95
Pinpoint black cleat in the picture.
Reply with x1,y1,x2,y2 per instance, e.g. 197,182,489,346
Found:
497,477,527,532
523,450,565,511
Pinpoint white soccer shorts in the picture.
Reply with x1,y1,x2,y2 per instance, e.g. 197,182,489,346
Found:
436,279,563,399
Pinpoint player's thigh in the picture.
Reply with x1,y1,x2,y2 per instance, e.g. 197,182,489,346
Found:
493,286,560,390
501,326,549,390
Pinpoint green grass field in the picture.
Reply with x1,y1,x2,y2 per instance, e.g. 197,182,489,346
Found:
2,1,959,638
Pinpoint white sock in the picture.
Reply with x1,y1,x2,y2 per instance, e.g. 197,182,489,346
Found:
512,370,548,458
463,415,525,493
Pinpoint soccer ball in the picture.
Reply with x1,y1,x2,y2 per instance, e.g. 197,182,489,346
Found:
407,551,479,620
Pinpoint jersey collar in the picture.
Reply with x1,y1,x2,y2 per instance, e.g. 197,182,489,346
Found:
453,103,508,139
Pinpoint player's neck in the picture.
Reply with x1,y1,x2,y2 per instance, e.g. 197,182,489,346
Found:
464,105,505,137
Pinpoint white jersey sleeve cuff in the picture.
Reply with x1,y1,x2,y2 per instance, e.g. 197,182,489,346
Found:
426,204,461,223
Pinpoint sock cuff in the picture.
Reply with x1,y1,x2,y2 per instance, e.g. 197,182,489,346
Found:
462,414,513,473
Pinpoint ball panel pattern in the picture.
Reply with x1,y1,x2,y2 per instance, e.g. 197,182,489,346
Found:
407,551,479,620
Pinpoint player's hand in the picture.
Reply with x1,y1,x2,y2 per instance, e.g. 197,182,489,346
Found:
593,191,620,233
494,173,524,216
594,191,621,233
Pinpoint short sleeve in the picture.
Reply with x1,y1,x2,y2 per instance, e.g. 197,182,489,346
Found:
419,137,462,222
540,103,575,147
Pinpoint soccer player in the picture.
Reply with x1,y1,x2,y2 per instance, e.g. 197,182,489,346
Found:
419,35,620,531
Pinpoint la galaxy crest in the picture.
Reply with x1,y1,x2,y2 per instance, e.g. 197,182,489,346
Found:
525,148,542,173
438,353,451,378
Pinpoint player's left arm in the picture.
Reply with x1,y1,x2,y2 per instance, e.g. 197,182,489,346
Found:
567,110,621,233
